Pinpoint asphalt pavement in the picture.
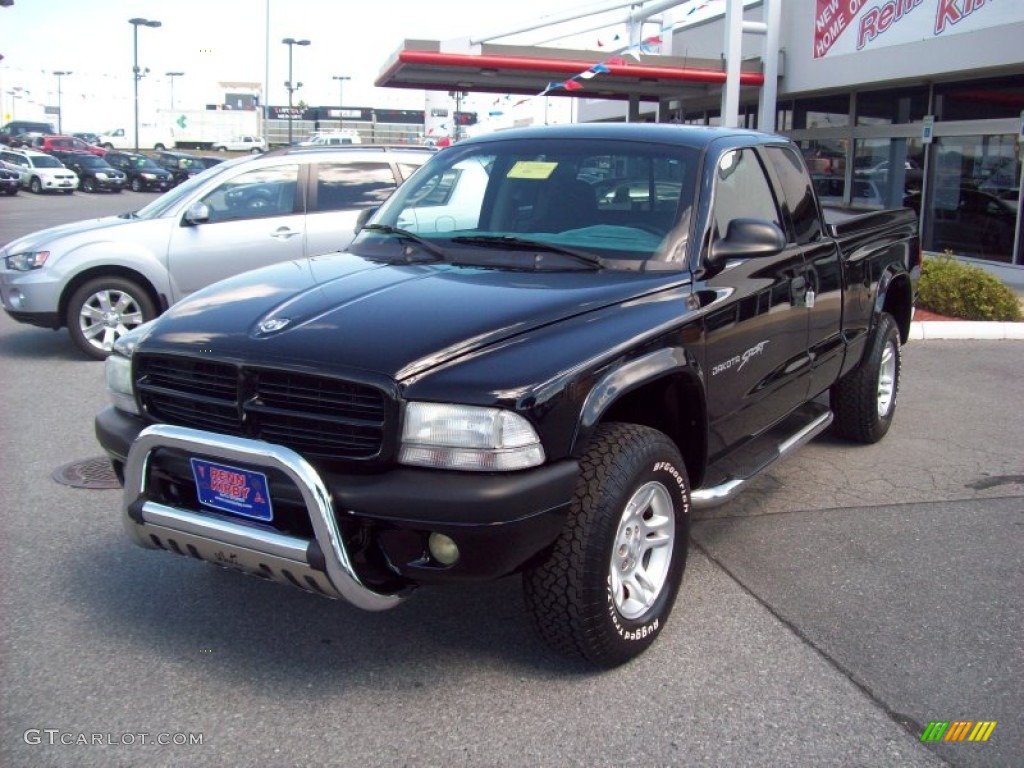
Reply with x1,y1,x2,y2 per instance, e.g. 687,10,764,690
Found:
1,191,1021,767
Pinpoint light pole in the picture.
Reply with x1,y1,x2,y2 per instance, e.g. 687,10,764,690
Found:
282,37,310,145
53,71,71,134
129,17,161,153
166,71,184,112
333,75,350,130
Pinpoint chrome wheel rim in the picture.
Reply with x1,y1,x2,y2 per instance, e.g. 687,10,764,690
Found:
609,480,675,620
877,340,897,418
78,289,145,354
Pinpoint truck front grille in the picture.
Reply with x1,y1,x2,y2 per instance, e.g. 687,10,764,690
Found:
135,355,391,462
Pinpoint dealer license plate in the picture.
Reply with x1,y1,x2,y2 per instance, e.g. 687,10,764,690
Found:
190,458,273,522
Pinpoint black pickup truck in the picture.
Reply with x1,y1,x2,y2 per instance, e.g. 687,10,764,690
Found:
96,124,919,667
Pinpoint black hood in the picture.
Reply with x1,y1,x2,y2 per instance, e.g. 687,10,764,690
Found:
143,252,685,381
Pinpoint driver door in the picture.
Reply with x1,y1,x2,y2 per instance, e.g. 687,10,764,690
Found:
165,163,305,301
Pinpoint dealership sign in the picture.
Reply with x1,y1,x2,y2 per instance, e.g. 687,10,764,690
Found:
814,0,1020,59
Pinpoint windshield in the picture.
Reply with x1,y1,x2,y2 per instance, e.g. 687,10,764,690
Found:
132,155,253,219
351,137,698,271
34,156,64,168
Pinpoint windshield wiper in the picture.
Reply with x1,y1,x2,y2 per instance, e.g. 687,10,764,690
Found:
450,235,603,269
361,224,447,262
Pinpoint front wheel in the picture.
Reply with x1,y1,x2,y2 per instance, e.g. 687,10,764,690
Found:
29,176,43,194
65,277,157,360
130,177,142,192
82,178,95,193
830,312,901,443
523,423,690,667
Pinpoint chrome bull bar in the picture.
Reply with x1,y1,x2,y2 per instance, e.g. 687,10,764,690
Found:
122,424,406,611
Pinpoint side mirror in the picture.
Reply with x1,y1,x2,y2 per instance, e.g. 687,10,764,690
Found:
709,218,787,264
182,202,211,225
355,206,378,233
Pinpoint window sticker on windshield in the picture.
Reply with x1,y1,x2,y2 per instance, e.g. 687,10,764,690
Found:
507,161,559,180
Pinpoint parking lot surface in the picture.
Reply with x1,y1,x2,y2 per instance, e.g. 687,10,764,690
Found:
1,192,1021,767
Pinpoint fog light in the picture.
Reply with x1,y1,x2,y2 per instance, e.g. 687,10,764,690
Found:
428,533,460,566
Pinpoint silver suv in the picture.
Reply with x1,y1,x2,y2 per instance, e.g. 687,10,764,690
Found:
0,145,432,358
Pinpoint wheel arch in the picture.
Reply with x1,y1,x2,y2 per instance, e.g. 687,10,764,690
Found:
572,348,708,489
875,266,914,343
58,267,164,329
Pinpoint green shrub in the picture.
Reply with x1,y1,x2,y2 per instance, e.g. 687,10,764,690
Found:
917,255,1022,322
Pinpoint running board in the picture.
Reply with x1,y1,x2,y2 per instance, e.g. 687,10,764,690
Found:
692,403,833,510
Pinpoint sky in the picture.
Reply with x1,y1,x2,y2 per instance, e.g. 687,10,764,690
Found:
0,0,667,133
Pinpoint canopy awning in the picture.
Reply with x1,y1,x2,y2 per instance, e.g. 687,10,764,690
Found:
377,41,764,103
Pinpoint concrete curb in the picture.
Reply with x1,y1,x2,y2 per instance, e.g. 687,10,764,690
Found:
910,321,1024,340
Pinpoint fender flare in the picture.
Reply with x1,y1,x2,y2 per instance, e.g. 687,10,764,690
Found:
571,346,706,465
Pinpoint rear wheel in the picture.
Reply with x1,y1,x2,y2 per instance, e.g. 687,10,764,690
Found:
154,143,167,151
65,277,157,360
523,423,690,667
831,312,901,443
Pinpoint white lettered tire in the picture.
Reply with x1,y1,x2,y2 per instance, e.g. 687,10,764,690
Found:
523,423,690,667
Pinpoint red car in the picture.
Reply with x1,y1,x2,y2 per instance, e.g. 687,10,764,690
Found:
31,135,107,157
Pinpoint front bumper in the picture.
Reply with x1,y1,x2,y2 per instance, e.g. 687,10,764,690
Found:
0,267,65,327
96,406,577,606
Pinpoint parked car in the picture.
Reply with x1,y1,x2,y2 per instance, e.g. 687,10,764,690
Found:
31,135,107,156
0,145,433,358
195,155,226,169
212,136,267,153
152,151,208,186
0,166,19,196
0,148,78,193
103,151,174,192
904,187,1017,262
51,151,127,193
298,131,362,147
0,120,56,148
92,124,919,667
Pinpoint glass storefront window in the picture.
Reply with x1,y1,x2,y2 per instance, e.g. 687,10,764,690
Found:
856,87,929,126
853,138,925,209
793,94,850,130
919,135,1021,264
935,77,1024,122
776,101,793,132
800,138,848,206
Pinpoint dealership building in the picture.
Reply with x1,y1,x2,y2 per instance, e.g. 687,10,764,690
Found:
381,0,1024,280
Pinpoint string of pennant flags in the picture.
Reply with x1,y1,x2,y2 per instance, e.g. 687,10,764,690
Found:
538,0,719,96
437,0,724,131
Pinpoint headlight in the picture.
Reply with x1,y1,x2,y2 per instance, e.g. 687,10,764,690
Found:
103,322,153,415
95,172,108,180
399,402,544,471
4,250,49,271
141,172,155,179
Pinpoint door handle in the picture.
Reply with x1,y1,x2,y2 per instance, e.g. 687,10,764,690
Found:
790,276,807,306
271,227,300,239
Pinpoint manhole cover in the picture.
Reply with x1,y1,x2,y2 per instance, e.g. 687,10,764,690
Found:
52,457,122,490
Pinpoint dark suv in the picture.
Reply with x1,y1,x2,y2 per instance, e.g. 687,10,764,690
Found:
152,151,207,186
103,151,173,192
0,121,56,148
52,151,127,193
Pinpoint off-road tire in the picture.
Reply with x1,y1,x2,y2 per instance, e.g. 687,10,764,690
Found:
830,311,901,443
523,423,690,667
66,277,156,360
